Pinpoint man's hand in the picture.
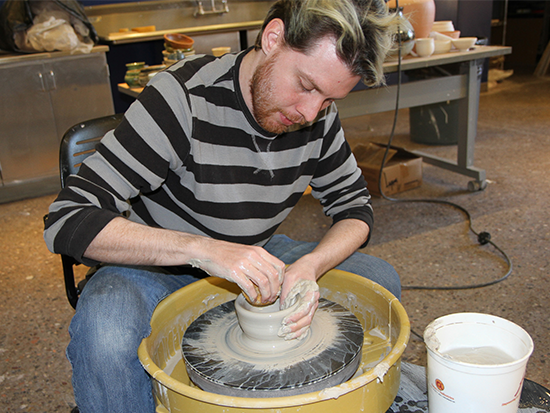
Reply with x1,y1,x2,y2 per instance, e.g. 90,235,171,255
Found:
84,219,285,305
84,217,367,317
277,260,320,340
189,238,285,305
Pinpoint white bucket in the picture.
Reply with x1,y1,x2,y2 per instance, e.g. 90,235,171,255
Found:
424,313,534,413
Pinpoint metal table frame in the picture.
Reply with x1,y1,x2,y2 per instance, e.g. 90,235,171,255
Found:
336,45,512,190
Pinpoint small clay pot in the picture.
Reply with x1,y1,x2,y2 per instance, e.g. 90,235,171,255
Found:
125,69,142,87
124,62,146,87
234,294,302,352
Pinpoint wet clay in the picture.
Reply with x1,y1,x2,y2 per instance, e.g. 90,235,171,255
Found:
181,298,363,397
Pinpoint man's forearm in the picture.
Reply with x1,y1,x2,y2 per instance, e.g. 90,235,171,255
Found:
83,216,200,266
289,218,370,280
83,216,286,304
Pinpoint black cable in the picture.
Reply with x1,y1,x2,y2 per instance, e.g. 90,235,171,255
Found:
376,10,513,291
410,328,424,342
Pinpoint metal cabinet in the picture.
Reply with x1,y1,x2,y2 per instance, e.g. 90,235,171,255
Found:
0,47,114,203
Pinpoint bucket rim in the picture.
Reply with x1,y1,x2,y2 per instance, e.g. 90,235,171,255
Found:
138,269,410,409
423,312,534,368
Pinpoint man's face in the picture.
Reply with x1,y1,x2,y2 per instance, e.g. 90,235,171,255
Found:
250,36,361,134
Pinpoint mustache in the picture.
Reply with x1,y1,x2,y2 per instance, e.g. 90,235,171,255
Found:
282,112,306,125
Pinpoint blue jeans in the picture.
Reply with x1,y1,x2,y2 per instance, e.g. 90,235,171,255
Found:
67,235,400,412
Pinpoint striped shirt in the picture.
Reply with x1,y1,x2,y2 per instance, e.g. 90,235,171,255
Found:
44,50,373,266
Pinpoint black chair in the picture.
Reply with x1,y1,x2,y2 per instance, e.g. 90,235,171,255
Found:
58,113,124,309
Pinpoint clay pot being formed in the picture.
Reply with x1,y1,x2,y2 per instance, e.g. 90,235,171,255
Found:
234,294,302,353
388,0,436,40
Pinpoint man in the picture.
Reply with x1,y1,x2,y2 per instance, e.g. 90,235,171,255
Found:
44,0,399,411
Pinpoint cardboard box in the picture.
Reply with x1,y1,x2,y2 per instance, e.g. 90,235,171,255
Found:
353,143,422,196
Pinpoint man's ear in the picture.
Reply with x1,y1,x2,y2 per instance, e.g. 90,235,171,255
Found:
261,18,285,55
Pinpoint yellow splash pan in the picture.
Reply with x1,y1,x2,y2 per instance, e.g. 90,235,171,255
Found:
138,269,410,412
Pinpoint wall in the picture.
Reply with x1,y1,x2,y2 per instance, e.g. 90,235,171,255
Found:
433,0,492,83
493,0,549,72
434,0,493,41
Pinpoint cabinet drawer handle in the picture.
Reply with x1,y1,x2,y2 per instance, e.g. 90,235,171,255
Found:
38,72,46,91
48,70,57,90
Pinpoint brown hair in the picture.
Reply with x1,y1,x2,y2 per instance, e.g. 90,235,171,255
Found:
255,0,395,86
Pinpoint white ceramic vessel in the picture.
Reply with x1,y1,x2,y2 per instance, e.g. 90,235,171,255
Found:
416,37,435,57
434,39,452,54
452,37,477,52
432,20,454,32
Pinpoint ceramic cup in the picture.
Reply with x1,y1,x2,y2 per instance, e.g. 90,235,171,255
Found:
234,294,302,352
415,37,435,57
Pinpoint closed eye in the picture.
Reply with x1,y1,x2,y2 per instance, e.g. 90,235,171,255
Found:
300,83,313,93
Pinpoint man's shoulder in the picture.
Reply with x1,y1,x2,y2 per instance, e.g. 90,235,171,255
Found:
165,53,238,89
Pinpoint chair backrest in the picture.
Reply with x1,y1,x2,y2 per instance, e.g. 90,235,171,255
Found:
59,113,123,309
60,113,124,188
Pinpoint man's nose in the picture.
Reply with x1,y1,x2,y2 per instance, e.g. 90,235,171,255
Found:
296,98,324,123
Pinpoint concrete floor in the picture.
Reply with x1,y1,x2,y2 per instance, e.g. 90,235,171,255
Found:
1,73,549,412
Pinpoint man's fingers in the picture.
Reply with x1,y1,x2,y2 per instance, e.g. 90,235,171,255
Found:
194,240,284,305
238,259,281,304
250,251,285,293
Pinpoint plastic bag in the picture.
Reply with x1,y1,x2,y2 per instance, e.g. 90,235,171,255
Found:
0,0,98,53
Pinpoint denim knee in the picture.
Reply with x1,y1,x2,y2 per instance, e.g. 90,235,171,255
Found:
68,269,151,361
66,266,180,412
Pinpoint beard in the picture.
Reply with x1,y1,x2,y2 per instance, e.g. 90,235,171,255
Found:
250,52,303,134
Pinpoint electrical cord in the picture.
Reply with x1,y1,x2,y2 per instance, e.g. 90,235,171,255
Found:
376,9,513,291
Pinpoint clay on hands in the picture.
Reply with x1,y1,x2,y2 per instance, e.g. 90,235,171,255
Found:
243,283,281,306
277,279,320,340
188,240,284,305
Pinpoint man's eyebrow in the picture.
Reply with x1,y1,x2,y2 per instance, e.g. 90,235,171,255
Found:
299,70,347,101
299,71,326,95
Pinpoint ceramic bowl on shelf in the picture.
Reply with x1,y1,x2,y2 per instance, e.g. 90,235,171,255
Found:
432,20,454,32
124,62,146,87
125,69,142,87
138,65,166,87
125,61,145,71
439,30,461,39
452,37,477,52
163,33,194,50
434,39,452,54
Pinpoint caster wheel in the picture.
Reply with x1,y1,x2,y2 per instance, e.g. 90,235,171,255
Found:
468,179,487,192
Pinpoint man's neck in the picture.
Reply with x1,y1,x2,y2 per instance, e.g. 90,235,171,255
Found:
239,48,262,113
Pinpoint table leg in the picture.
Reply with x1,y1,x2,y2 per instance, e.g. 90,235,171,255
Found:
411,59,487,191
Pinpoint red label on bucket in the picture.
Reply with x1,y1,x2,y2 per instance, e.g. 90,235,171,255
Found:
431,379,455,402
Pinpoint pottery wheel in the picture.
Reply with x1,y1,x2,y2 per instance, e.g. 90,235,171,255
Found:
181,298,364,397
